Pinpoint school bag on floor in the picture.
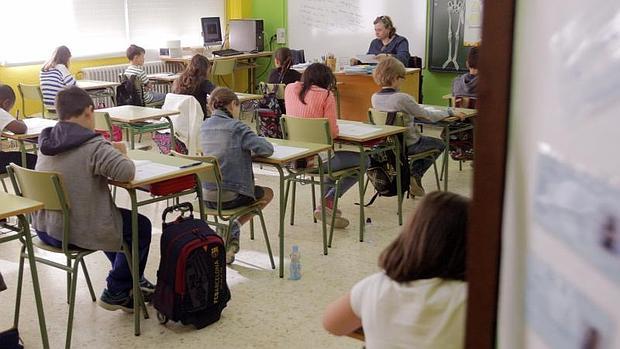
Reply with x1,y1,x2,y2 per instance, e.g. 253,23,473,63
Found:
364,112,411,206
152,203,231,329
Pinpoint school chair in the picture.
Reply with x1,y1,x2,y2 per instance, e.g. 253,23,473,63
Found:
280,115,362,248
17,83,54,118
7,164,146,349
170,151,275,269
442,95,477,172
368,108,441,192
210,59,237,91
93,111,151,151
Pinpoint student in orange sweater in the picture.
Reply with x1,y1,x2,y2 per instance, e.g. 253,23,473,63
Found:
284,63,367,229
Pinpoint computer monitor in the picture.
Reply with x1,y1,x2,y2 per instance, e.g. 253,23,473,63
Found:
201,17,222,47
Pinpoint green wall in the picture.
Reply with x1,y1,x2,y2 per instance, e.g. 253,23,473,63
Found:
250,0,455,105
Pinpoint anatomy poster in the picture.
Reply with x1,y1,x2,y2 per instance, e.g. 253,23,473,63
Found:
429,0,470,72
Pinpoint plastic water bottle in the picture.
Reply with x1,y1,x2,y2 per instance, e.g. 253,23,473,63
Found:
289,245,301,280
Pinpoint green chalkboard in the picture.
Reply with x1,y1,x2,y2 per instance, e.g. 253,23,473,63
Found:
428,0,469,72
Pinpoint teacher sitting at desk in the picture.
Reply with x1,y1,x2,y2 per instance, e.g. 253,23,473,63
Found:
361,16,411,67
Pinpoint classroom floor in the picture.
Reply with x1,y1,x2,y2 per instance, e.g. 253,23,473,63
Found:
0,126,473,349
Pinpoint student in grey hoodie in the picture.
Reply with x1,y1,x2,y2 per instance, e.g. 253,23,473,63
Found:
201,87,275,265
33,86,153,312
452,47,479,98
371,57,465,197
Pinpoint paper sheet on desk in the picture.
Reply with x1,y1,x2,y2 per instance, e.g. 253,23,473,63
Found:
268,143,309,160
337,123,381,137
423,106,441,112
132,160,179,182
24,118,57,134
355,54,379,64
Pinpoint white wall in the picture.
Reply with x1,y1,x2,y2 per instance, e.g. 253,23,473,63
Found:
499,1,620,348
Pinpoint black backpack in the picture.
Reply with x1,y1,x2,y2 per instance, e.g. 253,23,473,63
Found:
116,74,145,106
364,112,411,206
152,203,231,329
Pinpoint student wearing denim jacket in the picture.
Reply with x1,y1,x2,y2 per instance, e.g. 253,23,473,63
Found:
201,87,274,264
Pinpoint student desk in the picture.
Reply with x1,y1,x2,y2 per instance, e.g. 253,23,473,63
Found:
419,105,477,191
97,105,179,150
147,73,180,85
253,138,331,278
0,193,49,348
160,51,273,94
77,80,120,106
1,118,57,165
334,120,408,239
109,150,209,336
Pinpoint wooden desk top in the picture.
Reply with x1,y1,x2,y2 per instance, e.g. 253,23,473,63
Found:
110,150,211,189
160,51,273,64
97,105,179,123
420,104,477,123
1,118,57,140
236,93,263,103
253,138,331,165
0,192,44,220
77,80,120,90
335,120,407,143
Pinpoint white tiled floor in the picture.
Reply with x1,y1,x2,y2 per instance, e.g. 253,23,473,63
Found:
0,127,473,348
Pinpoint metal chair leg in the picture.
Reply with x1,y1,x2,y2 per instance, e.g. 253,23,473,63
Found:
80,259,97,302
327,182,341,248
64,260,80,349
13,246,26,328
250,218,255,240
257,211,275,269
311,181,317,223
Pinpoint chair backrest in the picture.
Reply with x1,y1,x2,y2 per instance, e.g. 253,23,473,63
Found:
367,108,405,127
259,82,286,99
453,96,478,109
93,111,113,134
17,83,44,118
280,115,332,145
210,59,236,76
7,164,68,212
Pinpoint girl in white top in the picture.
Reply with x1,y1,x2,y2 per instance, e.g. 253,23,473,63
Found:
323,191,470,349
40,45,76,109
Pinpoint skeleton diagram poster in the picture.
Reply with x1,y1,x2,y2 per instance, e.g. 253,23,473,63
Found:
428,0,482,72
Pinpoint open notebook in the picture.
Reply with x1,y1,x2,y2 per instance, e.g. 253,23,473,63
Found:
337,123,381,137
132,160,180,182
23,118,57,135
268,143,309,160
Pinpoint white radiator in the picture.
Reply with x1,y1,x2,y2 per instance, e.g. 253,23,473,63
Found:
79,61,183,107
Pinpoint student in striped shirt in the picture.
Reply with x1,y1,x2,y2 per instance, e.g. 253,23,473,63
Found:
40,45,76,110
123,45,165,105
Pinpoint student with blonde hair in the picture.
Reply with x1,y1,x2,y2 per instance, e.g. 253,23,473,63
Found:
323,191,470,349
371,57,465,196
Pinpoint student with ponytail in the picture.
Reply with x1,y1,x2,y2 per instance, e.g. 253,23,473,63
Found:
267,47,301,85
200,87,274,264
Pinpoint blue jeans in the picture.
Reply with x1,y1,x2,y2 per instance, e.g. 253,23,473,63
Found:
407,136,445,178
36,208,152,294
322,151,368,199
147,91,166,105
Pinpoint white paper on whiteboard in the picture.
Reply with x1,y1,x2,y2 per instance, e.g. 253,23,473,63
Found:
268,143,309,160
337,123,381,137
132,160,179,182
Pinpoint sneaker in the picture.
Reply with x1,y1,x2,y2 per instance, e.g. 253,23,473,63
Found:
98,289,134,313
139,278,156,302
409,176,425,197
314,207,350,229
226,221,241,265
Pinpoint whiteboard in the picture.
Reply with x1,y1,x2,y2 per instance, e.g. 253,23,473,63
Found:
288,0,427,65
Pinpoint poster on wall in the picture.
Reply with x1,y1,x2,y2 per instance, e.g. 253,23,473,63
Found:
428,0,483,72
463,0,483,46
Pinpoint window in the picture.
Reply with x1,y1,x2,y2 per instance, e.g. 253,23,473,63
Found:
0,0,225,65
